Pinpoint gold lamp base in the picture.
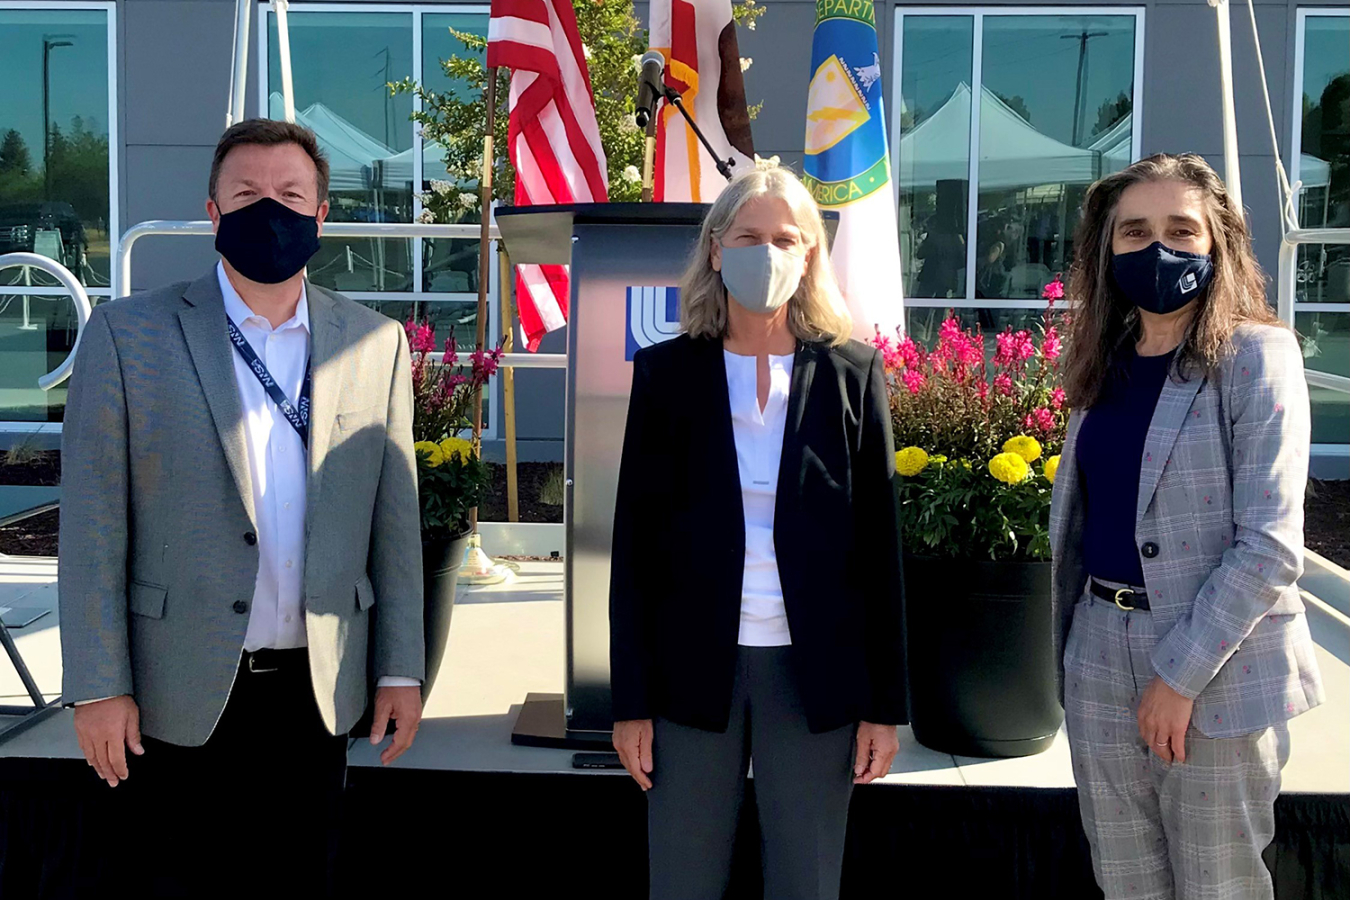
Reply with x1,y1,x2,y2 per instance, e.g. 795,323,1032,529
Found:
457,532,514,585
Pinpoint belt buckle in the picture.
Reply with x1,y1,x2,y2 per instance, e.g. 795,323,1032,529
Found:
1113,588,1137,612
247,653,279,674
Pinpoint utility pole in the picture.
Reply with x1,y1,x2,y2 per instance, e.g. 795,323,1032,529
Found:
1062,30,1107,147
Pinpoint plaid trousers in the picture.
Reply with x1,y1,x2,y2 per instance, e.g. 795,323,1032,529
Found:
1064,585,1289,900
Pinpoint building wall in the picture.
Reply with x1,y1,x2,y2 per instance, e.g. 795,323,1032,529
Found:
2,0,1344,472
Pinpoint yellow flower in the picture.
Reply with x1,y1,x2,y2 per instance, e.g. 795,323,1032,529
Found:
989,452,1031,484
1002,435,1042,463
1044,454,1061,484
929,454,949,465
895,447,929,477
440,436,474,466
414,440,445,467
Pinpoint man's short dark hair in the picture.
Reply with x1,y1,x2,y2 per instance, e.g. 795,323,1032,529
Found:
209,119,330,202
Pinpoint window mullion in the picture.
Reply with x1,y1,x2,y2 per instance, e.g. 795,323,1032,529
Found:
964,13,984,304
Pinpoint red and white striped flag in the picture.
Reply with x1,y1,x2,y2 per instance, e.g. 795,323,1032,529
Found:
488,0,609,351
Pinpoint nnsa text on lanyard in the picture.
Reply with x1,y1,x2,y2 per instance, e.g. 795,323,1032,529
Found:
227,318,313,447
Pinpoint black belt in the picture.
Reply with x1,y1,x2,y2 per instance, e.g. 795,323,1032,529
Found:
241,647,308,674
1090,579,1150,611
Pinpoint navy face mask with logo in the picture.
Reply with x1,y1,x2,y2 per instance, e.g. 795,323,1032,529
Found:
214,196,321,284
1110,241,1214,315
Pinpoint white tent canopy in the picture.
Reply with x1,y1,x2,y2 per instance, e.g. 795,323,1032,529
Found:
897,83,1116,191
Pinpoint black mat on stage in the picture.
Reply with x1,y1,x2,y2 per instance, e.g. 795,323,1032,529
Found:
1,758,1346,898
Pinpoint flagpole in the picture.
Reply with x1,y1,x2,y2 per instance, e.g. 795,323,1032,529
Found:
471,67,497,502
641,112,658,202
460,64,511,585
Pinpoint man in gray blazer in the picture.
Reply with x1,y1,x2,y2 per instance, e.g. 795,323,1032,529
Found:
58,119,425,895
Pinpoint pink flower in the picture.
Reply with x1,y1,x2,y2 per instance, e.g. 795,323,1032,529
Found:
993,372,1013,395
902,369,926,394
1041,326,1062,360
443,335,460,367
1051,387,1066,410
897,336,922,370
406,320,437,355
1042,278,1065,302
471,347,503,382
1023,407,1056,433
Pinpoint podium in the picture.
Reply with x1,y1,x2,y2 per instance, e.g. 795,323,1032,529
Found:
499,203,709,747
497,202,837,748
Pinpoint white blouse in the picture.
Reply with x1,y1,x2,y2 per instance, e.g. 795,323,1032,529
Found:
724,350,795,647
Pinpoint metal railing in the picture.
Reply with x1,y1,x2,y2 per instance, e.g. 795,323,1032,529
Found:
0,252,92,390
113,219,567,372
1277,227,1350,398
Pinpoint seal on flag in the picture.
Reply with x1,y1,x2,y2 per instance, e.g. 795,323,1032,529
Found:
803,0,891,208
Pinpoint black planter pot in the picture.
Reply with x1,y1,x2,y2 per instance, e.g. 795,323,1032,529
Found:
420,531,471,699
903,552,1064,758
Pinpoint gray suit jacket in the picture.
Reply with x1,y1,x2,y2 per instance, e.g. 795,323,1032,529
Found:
58,268,425,746
1049,323,1324,739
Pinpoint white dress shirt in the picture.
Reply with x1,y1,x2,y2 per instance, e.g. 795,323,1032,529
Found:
219,263,312,652
725,350,794,647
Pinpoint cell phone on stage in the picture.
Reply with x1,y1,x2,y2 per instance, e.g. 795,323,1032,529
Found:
571,751,624,770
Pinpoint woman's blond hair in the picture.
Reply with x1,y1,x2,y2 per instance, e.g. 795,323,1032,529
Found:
680,165,852,346
1063,153,1282,408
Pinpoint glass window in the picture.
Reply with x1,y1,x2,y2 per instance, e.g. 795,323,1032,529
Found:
267,11,415,294
1294,12,1349,453
977,15,1136,299
421,12,488,296
0,9,112,292
0,6,113,424
898,16,972,301
894,11,1139,306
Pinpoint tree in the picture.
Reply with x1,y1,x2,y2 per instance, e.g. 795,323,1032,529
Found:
390,0,765,223
1091,92,1132,138
0,130,32,176
993,92,1032,124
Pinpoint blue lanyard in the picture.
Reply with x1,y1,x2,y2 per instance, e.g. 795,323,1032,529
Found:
227,318,312,447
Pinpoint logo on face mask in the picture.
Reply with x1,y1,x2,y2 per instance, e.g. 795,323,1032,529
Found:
1110,241,1214,315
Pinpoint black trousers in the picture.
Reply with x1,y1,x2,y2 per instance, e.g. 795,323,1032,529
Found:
121,649,349,899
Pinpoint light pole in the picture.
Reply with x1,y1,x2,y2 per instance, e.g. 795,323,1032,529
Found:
42,34,75,201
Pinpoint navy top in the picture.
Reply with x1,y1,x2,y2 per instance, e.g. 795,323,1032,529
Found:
1077,348,1177,587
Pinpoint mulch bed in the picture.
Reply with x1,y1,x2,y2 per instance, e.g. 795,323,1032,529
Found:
1305,479,1350,570
2,456,1344,569
479,462,564,524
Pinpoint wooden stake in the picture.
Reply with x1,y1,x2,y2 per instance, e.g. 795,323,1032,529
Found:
470,67,497,532
500,245,519,523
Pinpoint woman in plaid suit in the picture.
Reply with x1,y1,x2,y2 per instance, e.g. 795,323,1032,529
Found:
1049,153,1324,900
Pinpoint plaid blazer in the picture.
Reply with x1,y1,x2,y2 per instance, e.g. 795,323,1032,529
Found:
1049,323,1324,739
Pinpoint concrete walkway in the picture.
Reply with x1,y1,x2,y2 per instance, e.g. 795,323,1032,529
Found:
2,544,1346,793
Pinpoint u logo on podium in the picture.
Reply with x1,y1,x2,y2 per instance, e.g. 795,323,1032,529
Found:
625,286,683,360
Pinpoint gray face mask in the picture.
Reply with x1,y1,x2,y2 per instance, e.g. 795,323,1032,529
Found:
718,242,804,314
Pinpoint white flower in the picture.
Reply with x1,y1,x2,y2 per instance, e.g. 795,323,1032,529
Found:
620,113,640,135
632,54,643,74
583,44,593,60
747,19,756,30
740,57,753,73
417,209,436,224
622,165,641,183
753,154,780,170
458,192,478,209
430,179,454,196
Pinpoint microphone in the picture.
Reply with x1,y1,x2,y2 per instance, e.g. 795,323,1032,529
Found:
634,50,666,130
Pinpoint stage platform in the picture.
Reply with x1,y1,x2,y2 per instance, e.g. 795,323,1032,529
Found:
1,545,1347,898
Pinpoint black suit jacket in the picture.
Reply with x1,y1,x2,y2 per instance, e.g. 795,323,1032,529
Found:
609,334,907,734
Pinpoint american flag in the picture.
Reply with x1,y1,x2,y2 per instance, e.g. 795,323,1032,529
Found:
488,0,609,351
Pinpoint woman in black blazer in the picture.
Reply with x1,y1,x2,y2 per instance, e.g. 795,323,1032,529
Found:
609,164,906,900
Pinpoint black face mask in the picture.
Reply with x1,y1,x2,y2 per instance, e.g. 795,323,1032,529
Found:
1110,241,1214,315
214,196,321,284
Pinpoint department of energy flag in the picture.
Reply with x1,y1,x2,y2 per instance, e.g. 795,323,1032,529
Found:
650,0,755,202
803,0,904,340
488,0,609,351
